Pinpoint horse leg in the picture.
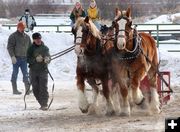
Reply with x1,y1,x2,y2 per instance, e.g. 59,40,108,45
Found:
110,82,120,114
130,75,145,106
77,75,89,113
147,67,160,114
118,83,131,116
86,78,99,115
102,78,115,116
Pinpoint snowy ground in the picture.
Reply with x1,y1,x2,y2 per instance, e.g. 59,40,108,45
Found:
0,81,180,132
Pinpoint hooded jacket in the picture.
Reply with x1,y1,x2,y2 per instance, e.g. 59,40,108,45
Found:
70,8,86,24
87,7,100,21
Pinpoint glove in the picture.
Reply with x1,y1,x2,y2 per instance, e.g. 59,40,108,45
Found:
11,56,17,64
44,56,51,64
36,55,43,62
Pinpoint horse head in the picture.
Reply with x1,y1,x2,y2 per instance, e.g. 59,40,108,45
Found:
113,7,134,51
74,16,101,56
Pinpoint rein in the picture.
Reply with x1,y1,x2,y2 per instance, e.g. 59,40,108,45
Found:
24,68,55,110
50,45,75,60
138,40,173,93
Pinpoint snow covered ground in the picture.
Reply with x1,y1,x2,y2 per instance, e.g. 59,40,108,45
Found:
0,13,180,131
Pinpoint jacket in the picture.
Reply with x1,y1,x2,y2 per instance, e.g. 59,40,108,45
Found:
70,8,86,24
87,7,100,21
19,14,36,32
7,31,31,57
27,42,50,72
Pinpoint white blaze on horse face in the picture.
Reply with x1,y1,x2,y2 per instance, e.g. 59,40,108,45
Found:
117,19,126,50
76,26,83,44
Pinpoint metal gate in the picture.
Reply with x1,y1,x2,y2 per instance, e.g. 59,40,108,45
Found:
140,71,171,105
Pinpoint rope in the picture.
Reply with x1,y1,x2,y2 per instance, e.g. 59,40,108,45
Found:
51,46,75,60
47,68,55,109
139,42,173,93
50,45,75,59
24,85,30,110
24,69,55,110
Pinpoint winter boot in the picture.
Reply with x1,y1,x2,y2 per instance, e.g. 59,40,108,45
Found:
11,81,22,95
24,82,31,95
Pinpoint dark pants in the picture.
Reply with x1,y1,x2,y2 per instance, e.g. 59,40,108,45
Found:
11,57,29,83
30,69,49,107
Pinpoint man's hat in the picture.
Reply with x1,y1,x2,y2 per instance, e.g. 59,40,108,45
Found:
25,9,30,12
17,21,26,29
32,32,41,39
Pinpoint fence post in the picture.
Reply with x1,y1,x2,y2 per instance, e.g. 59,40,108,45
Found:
57,26,59,32
156,24,159,47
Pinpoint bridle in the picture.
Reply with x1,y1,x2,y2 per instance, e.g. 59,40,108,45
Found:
113,12,136,50
112,13,142,60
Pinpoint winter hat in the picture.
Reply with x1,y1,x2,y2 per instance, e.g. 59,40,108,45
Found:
32,32,42,39
25,9,30,15
90,0,96,8
75,2,81,9
25,9,30,12
17,21,26,29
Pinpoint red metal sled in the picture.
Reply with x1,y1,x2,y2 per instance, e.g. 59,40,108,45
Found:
140,71,171,105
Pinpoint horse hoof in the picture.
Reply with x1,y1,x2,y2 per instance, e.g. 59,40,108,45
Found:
79,104,89,113
88,104,96,115
105,110,115,116
80,108,89,113
119,112,130,117
139,101,148,110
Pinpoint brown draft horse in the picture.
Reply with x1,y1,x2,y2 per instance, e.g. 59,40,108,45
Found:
73,16,115,115
111,7,160,116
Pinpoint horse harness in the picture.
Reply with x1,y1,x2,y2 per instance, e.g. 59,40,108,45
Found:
114,28,142,60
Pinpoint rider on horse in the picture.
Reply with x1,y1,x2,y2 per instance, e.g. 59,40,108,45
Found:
70,2,86,35
87,0,101,30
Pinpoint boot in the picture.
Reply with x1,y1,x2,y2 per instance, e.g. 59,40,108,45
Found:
11,81,22,95
24,82,31,95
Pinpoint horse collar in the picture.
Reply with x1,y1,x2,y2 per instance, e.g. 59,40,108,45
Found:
114,29,142,60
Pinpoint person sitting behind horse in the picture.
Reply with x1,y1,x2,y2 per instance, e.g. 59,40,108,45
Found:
87,0,101,30
70,2,86,34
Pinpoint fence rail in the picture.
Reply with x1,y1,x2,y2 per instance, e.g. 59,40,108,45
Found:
2,23,180,48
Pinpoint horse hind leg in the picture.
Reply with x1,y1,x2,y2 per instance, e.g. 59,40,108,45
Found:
77,76,89,113
130,78,144,105
148,68,161,114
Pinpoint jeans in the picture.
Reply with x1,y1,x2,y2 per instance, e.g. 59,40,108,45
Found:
93,20,101,30
11,57,29,83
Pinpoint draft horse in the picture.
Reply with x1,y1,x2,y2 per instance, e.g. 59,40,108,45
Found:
111,7,160,116
73,16,115,115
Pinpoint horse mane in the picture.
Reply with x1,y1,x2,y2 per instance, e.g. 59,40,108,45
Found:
74,17,101,39
74,17,85,29
88,20,101,39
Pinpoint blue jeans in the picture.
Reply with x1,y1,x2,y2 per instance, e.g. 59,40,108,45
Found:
11,57,29,83
93,20,101,30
